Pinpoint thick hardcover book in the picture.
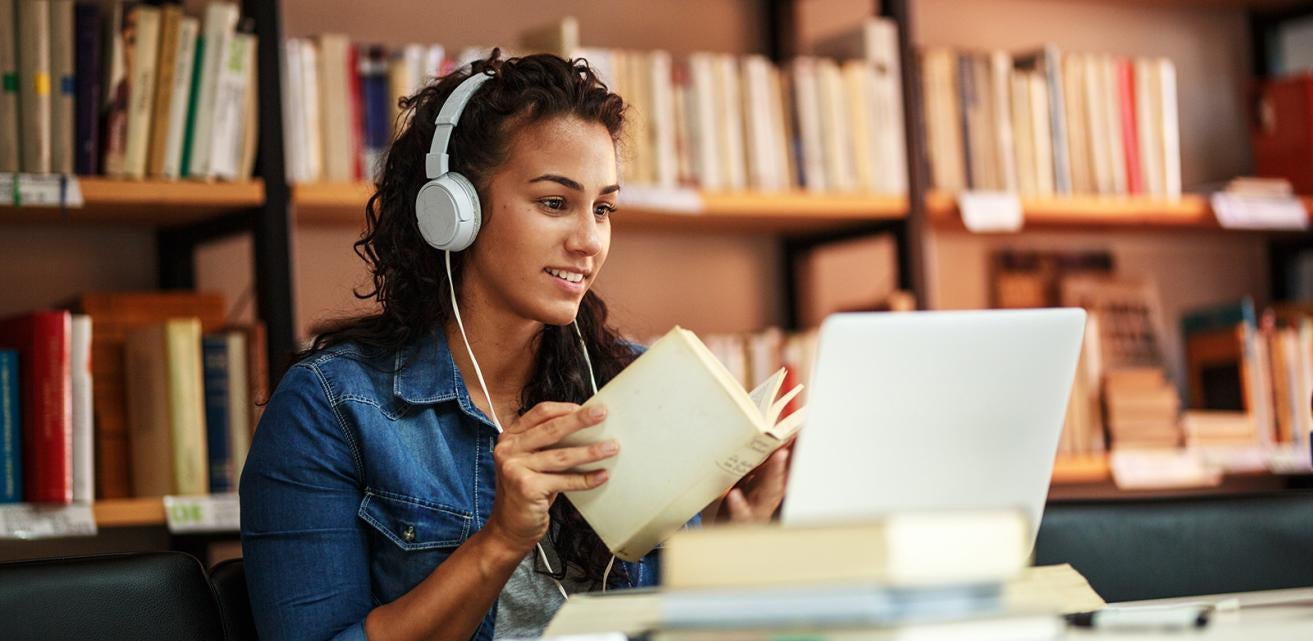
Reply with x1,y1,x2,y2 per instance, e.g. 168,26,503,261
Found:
562,327,805,562
0,311,72,504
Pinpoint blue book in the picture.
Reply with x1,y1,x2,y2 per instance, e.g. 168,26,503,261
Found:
202,336,233,494
0,350,21,503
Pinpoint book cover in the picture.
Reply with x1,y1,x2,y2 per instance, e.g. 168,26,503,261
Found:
1157,58,1181,198
0,0,18,172
316,33,352,182
49,0,74,174
1115,58,1143,195
1134,58,1163,197
0,350,20,503
0,311,72,504
70,314,93,503
210,29,253,180
237,34,258,180
561,327,805,562
299,38,323,183
17,0,53,173
73,1,102,175
186,1,239,179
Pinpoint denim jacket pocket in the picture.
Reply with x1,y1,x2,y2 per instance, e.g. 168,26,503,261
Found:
358,491,475,595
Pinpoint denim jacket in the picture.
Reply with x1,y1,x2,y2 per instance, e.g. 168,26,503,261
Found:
239,329,674,641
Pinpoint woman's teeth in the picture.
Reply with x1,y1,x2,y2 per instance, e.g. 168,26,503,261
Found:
546,268,584,283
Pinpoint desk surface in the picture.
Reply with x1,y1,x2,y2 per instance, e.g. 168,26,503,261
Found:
1070,588,1313,640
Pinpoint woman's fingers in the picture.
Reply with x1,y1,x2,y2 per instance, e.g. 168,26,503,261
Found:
524,441,619,473
506,402,579,434
516,404,608,452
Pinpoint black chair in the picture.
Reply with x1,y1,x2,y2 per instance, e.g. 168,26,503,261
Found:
1034,490,1313,603
0,551,227,641
211,557,260,641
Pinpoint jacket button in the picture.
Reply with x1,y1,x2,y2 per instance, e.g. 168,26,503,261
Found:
402,525,416,542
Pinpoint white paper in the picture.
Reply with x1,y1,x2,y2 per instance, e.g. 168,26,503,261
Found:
1211,192,1309,230
959,191,1024,232
0,503,98,539
164,493,241,533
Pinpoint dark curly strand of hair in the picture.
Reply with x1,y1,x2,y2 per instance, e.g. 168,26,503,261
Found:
300,51,637,590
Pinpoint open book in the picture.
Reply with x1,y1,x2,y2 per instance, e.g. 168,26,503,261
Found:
560,326,806,562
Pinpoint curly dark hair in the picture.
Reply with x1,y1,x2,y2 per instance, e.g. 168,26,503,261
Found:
302,51,637,589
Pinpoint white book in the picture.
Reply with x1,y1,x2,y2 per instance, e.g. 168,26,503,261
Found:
424,44,445,82
211,32,254,181
715,54,747,191
741,55,775,191
281,39,306,183
1134,58,1163,197
17,0,52,174
649,50,677,189
687,53,720,190
300,40,323,183
791,57,826,192
1062,53,1092,195
561,327,804,561
317,34,353,182
1029,73,1054,197
1010,71,1036,197
226,332,251,486
1102,56,1128,196
188,2,239,179
1082,53,1112,196
869,20,907,195
1157,58,1181,198
816,57,854,192
162,17,199,179
123,5,160,179
764,64,791,191
991,51,1018,193
70,315,93,503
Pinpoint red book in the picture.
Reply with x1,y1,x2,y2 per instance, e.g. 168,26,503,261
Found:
1252,74,1313,194
348,45,365,182
1117,59,1144,195
0,311,73,504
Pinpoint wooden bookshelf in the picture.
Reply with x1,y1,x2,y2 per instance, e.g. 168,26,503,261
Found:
92,497,168,528
925,191,1313,232
292,182,908,235
0,178,265,226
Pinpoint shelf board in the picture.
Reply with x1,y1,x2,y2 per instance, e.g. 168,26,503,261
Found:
1051,455,1112,485
926,192,1313,232
92,497,167,528
0,178,265,226
292,182,908,235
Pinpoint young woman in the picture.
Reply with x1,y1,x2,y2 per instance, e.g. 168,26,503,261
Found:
240,52,790,641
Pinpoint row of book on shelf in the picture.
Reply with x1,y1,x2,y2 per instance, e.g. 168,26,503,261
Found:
923,46,1182,199
0,1,258,181
993,249,1312,471
0,292,267,504
282,17,910,194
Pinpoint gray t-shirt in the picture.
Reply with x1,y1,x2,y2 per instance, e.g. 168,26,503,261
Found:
492,538,593,640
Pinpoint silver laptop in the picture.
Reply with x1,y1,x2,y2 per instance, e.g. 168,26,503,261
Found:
780,308,1086,550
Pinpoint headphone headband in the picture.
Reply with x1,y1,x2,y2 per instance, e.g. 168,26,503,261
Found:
426,71,493,179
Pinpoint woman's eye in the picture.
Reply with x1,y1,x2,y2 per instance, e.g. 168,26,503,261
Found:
594,203,616,218
541,197,566,211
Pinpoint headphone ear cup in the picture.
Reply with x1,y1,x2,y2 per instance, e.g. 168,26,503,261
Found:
415,173,481,251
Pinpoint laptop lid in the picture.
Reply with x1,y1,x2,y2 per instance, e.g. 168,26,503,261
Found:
780,308,1087,550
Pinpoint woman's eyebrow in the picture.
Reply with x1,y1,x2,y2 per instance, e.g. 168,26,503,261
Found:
530,174,621,195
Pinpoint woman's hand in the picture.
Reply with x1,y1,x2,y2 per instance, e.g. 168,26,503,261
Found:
713,446,791,524
483,402,618,556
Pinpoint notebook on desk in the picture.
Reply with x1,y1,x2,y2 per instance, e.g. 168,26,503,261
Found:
781,309,1087,550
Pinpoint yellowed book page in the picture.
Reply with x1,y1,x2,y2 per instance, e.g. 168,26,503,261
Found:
543,592,660,638
1005,564,1107,615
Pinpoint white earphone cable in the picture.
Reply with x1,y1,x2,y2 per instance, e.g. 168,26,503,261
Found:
445,250,503,433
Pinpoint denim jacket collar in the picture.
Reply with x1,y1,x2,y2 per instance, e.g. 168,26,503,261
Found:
393,328,465,406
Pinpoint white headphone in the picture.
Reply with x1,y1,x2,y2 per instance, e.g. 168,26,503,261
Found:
418,67,615,596
416,71,493,252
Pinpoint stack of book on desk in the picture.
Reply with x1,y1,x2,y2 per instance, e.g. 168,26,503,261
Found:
544,512,1105,641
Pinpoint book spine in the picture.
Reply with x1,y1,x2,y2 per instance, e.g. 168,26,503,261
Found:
168,320,208,495
209,30,252,180
188,3,239,179
162,17,197,179
147,4,180,178
70,315,93,503
179,34,205,178
359,45,389,184
73,2,102,175
0,0,18,172
122,4,159,179
1043,47,1071,196
347,43,364,181
18,0,53,173
100,0,129,177
24,312,72,504
0,351,20,503
49,0,74,174
1116,59,1143,195
202,335,233,494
